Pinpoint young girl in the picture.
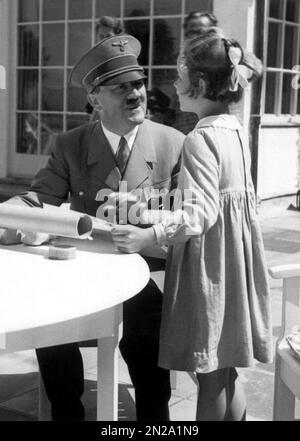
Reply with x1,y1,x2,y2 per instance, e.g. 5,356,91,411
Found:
111,28,272,421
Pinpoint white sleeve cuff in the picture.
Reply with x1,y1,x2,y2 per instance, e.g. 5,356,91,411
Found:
152,223,167,245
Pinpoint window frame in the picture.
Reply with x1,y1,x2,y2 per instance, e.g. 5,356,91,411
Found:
10,0,212,176
261,0,300,126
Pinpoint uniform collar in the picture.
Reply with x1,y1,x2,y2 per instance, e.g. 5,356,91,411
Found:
87,120,157,191
100,122,139,154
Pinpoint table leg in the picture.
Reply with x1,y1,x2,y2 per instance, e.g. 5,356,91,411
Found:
96,306,121,421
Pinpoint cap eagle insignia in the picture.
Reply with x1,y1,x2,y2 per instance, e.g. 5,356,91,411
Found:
112,39,129,52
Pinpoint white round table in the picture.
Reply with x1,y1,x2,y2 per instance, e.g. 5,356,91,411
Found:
0,236,150,421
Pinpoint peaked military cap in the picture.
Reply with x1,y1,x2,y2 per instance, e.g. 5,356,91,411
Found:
69,34,146,91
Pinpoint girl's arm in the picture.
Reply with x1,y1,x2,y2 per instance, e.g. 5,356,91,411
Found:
149,131,220,246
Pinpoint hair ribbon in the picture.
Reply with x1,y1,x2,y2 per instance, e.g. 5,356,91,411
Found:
227,45,249,92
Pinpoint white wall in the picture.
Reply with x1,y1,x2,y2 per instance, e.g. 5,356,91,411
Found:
0,0,10,178
257,127,300,199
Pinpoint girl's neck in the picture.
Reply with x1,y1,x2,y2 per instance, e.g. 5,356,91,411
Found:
196,99,229,120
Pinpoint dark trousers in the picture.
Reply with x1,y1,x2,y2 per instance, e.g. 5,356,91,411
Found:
36,280,171,421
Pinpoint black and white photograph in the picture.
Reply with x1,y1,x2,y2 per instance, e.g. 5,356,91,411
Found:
0,0,299,430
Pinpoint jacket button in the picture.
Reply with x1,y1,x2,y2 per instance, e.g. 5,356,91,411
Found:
79,191,84,196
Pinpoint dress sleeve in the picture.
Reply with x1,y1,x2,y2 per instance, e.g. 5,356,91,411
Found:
152,130,220,245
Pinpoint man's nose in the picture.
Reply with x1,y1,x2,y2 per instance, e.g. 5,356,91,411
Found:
127,88,142,100
129,86,141,96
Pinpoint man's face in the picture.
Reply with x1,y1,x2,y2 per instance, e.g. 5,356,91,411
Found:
185,16,212,38
92,79,147,133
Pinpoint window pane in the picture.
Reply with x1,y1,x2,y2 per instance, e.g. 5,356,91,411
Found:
154,0,181,15
67,114,90,131
269,0,283,19
41,69,64,111
265,71,277,113
267,22,281,68
152,69,177,102
124,20,149,65
151,68,198,133
153,19,181,65
42,24,65,66
69,0,93,19
68,69,89,112
18,25,39,66
185,0,213,14
40,114,63,154
297,84,300,114
282,73,293,114
18,0,39,22
68,22,92,66
18,70,39,110
150,69,177,127
17,113,38,154
286,0,298,22
95,0,120,17
147,69,176,126
124,0,150,17
284,25,297,69
43,0,66,21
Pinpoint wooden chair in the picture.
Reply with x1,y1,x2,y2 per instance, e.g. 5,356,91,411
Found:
269,264,300,420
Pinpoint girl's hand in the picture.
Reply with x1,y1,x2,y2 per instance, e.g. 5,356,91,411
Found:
111,225,157,253
19,231,52,246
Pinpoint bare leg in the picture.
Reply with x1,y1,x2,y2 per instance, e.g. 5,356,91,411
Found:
226,369,246,421
196,367,246,421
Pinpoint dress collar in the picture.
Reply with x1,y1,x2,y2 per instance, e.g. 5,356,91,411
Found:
196,114,242,130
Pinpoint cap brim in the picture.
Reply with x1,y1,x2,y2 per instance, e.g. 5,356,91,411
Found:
102,70,147,86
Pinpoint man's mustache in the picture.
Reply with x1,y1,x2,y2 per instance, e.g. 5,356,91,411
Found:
126,96,144,106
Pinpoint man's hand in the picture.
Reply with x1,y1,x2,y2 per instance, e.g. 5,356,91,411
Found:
105,192,141,224
111,225,157,253
19,231,52,246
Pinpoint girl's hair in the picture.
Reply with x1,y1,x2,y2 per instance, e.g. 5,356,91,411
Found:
182,27,263,103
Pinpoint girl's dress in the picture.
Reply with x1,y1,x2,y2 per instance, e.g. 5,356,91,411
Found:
153,114,272,373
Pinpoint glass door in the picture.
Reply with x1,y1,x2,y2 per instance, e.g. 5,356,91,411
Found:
11,0,212,177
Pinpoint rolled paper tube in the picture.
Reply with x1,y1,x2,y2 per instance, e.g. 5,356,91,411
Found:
0,204,93,239
48,244,77,260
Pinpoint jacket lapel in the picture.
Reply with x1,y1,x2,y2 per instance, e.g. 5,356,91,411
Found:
87,123,121,191
122,121,157,191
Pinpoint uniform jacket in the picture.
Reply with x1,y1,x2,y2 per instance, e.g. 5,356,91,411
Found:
18,119,184,217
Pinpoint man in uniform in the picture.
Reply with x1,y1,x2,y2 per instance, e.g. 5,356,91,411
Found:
0,34,184,421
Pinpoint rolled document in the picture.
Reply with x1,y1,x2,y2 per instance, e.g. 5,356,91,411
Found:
0,204,93,239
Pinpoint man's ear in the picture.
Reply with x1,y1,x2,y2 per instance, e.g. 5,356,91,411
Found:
87,93,102,111
198,78,206,96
